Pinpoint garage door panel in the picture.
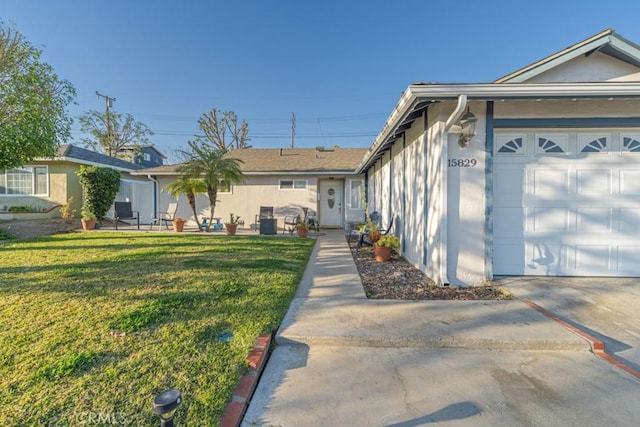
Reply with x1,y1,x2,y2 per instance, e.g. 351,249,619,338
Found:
494,169,524,200
493,243,526,275
525,241,566,275
618,246,640,272
619,209,640,233
494,207,524,239
574,245,611,271
493,131,640,277
531,207,569,232
576,208,612,233
620,170,640,194
532,170,569,197
576,169,612,196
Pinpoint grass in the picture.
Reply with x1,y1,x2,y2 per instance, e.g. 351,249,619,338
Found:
0,232,315,425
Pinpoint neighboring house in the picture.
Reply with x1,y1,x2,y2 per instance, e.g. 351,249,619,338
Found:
358,29,640,285
118,145,166,168
133,147,368,230
0,144,154,221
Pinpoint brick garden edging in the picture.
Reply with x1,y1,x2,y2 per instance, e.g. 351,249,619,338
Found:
220,333,272,427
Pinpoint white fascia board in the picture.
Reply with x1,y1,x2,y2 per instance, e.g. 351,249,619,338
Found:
131,170,360,176
609,36,640,63
408,82,640,99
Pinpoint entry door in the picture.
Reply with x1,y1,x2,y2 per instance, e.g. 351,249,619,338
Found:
319,180,344,227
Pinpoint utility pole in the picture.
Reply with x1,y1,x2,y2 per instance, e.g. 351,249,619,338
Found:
290,112,296,149
96,91,116,156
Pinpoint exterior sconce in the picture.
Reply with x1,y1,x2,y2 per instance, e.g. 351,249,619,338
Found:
458,107,478,147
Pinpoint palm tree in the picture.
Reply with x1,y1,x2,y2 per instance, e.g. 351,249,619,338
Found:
177,141,245,229
162,175,207,228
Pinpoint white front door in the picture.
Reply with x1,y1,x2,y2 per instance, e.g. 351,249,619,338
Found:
319,180,344,228
493,131,640,277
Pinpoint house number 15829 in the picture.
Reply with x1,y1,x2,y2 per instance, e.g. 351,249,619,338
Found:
448,158,477,167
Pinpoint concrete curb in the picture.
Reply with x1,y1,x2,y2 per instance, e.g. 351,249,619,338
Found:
524,300,640,381
220,333,272,427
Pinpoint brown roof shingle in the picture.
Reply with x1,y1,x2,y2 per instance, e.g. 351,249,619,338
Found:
134,147,368,175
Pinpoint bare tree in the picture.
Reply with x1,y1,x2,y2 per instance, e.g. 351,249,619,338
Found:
79,109,154,157
196,108,250,153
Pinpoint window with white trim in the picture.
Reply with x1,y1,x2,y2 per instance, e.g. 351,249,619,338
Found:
350,179,364,209
279,179,307,190
218,179,232,194
143,153,151,161
0,166,48,195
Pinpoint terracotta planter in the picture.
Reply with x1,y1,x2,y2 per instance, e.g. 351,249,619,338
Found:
374,244,392,262
296,227,309,238
369,232,381,245
81,218,96,231
225,223,238,235
173,220,185,232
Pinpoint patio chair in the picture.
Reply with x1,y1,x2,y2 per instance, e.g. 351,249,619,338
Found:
113,201,140,230
150,202,178,230
254,206,274,232
356,216,394,254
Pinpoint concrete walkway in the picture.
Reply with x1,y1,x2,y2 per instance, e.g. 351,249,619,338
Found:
243,230,640,426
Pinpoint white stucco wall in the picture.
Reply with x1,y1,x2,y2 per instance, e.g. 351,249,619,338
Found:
494,99,640,118
446,101,487,286
156,173,364,231
526,51,640,83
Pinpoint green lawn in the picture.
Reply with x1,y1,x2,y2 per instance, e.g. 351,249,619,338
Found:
0,232,315,425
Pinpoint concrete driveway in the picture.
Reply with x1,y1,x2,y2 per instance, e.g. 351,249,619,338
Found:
242,232,640,426
496,277,640,372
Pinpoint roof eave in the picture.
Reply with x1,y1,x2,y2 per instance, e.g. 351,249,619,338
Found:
357,82,640,172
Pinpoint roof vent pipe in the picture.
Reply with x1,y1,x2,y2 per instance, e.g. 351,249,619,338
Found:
279,148,283,156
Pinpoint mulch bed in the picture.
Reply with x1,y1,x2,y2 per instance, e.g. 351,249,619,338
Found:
347,236,510,300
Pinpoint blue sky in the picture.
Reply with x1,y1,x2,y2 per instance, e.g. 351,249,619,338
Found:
4,0,640,162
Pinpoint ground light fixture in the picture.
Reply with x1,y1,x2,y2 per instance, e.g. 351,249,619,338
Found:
152,388,182,427
458,106,478,147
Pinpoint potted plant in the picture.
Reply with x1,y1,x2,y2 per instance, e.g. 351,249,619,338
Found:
296,220,309,238
80,208,97,231
173,217,185,232
225,213,240,235
374,235,400,262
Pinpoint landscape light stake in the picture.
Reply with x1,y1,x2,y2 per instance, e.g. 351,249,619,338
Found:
152,389,182,427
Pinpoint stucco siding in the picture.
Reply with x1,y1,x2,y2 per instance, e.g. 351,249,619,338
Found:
526,51,640,83
494,99,640,118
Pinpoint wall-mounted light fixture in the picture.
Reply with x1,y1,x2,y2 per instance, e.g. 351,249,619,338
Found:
458,107,478,147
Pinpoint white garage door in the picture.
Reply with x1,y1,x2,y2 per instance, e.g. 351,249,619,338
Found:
493,131,640,276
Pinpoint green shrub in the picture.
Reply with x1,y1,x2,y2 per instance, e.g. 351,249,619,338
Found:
76,166,120,220
376,235,400,249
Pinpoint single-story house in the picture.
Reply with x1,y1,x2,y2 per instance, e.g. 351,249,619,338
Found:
0,144,154,221
359,29,640,285
132,147,368,230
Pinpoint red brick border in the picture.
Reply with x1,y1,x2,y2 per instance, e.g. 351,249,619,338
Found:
523,300,640,380
220,333,272,427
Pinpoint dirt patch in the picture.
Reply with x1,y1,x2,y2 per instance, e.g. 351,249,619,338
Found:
347,236,509,300
0,218,82,239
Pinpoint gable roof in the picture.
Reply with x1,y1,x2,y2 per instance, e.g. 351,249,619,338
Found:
133,147,368,176
39,144,145,171
495,29,640,83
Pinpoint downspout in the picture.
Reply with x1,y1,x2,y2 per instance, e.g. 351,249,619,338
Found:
439,94,468,285
147,174,159,216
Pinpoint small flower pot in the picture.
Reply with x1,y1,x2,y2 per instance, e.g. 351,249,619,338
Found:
81,219,96,231
173,220,185,232
225,223,238,235
374,244,392,262
296,227,309,238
